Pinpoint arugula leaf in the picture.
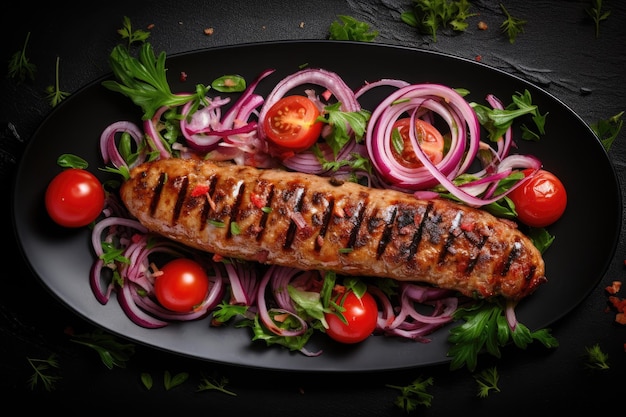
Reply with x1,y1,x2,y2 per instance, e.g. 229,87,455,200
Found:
401,0,475,42
8,31,36,82
102,42,209,120
447,299,558,371
499,3,526,44
386,376,434,413
590,111,623,151
328,15,379,41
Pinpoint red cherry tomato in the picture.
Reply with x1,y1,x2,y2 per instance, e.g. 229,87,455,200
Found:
154,258,210,313
262,95,324,153
508,169,567,228
390,118,445,168
45,168,105,228
324,290,378,344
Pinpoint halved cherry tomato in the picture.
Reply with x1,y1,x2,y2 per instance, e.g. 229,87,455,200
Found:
324,290,378,344
154,258,210,312
390,118,445,168
508,168,567,228
45,168,105,228
262,95,323,153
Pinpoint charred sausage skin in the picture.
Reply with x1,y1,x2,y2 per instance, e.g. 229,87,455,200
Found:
120,158,546,300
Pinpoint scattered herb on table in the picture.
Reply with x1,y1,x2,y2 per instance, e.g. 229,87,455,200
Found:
590,111,624,151
386,376,434,413
499,3,526,44
473,366,501,397
401,0,475,42
164,370,189,390
27,354,62,391
141,372,154,390
45,56,70,107
70,328,136,370
328,15,379,41
197,372,237,396
118,15,151,48
8,31,36,82
584,343,610,370
586,0,610,39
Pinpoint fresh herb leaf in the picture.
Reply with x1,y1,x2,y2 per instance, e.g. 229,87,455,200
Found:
117,16,151,48
447,299,558,371
473,366,500,397
584,343,610,370
27,354,62,391
386,376,434,413
401,0,475,42
590,111,623,151
328,15,379,42
470,89,546,142
141,372,154,390
164,370,189,390
499,3,526,44
45,56,70,107
70,329,136,370
586,0,610,38
8,31,36,82
102,42,209,120
319,102,370,157
197,372,237,396
211,74,246,92
57,154,88,169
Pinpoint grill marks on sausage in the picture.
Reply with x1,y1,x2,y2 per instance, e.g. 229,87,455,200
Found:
151,170,507,278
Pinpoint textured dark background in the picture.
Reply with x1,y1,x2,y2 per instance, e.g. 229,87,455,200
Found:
1,1,624,413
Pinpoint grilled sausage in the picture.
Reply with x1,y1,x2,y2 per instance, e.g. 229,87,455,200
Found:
120,158,546,300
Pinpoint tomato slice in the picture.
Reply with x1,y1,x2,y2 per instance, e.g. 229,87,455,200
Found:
262,95,323,153
508,169,567,228
390,118,445,168
324,290,378,344
154,258,210,312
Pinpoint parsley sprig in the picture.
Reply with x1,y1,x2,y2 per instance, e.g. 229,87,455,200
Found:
473,366,500,397
447,299,559,371
27,354,62,391
586,0,610,38
45,56,70,107
499,3,526,44
117,15,151,49
102,42,210,120
584,343,610,370
328,15,379,41
401,0,475,42
70,329,136,370
386,376,434,413
8,31,36,82
590,111,623,151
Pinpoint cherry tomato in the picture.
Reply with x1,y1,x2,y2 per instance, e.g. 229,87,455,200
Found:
390,118,445,168
262,95,324,153
154,258,210,312
324,290,378,344
508,169,567,228
45,168,105,228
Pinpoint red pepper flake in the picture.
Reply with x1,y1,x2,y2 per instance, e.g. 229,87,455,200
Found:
212,253,224,262
191,183,210,197
460,222,474,232
250,193,265,209
475,55,482,62
204,27,215,36
477,21,488,30
180,71,188,82
147,23,155,30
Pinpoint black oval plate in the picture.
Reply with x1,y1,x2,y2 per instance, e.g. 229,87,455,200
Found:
12,41,622,372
